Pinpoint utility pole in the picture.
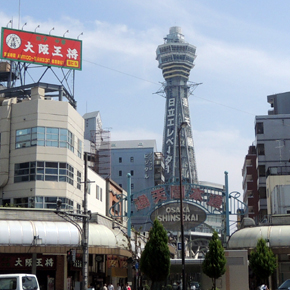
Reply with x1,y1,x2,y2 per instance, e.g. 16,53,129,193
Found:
55,153,91,290
178,122,188,290
82,152,89,290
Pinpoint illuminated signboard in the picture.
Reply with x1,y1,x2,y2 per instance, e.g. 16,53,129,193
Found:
150,201,207,231
0,27,82,70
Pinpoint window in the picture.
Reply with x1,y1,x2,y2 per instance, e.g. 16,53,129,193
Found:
259,186,266,199
130,157,134,162
16,126,76,154
119,170,122,176
67,164,74,185
32,127,45,146
77,203,81,214
119,157,122,163
258,165,266,177
67,130,74,152
96,185,100,199
44,197,73,210
131,183,134,190
15,128,32,148
45,162,58,181
2,199,10,206
100,188,103,201
14,161,74,185
35,196,44,208
77,171,81,190
256,122,264,134
14,197,28,207
131,170,134,176
77,139,82,158
46,128,59,147
248,190,253,198
257,144,265,155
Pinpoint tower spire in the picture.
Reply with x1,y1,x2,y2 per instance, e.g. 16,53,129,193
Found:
156,27,198,184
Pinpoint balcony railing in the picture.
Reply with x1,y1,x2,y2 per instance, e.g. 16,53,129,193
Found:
267,166,290,177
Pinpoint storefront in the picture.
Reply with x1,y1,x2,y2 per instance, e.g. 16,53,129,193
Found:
228,222,290,290
0,208,131,290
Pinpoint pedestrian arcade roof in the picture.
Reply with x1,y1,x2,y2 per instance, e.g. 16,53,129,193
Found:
0,209,131,257
228,225,290,252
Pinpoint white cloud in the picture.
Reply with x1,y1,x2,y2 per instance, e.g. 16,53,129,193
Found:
194,129,253,194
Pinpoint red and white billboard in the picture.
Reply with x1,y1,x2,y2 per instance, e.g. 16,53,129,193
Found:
1,27,82,70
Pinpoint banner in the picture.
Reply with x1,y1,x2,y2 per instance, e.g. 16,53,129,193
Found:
1,27,82,70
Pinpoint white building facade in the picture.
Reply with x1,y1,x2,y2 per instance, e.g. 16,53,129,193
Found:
255,92,290,218
0,86,106,214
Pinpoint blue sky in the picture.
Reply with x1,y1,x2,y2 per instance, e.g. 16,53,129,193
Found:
1,0,290,196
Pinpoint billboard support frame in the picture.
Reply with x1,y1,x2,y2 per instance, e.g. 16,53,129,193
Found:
0,27,82,106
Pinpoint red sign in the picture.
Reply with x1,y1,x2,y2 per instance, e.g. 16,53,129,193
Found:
1,27,82,70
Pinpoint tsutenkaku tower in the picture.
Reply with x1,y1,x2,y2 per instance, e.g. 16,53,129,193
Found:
156,26,198,184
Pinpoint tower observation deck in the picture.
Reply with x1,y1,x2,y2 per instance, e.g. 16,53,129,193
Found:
156,27,198,184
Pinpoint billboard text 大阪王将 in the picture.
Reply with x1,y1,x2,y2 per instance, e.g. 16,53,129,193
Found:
1,27,82,70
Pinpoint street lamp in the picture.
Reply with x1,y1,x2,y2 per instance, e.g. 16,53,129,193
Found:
178,121,188,290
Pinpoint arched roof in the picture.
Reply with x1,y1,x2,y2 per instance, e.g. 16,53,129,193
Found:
0,220,117,247
228,225,290,249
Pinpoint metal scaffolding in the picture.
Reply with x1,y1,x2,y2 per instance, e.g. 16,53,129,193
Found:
90,129,111,178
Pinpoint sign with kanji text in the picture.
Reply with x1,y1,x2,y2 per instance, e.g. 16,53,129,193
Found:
0,254,56,270
1,27,82,70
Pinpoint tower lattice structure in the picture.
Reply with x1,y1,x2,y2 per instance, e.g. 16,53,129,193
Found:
156,27,198,184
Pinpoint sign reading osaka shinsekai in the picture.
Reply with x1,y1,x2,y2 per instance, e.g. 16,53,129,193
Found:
130,182,225,232
1,27,82,70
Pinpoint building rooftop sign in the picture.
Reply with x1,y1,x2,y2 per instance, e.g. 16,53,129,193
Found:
1,27,82,70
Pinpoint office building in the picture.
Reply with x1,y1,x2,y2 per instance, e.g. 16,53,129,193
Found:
243,92,290,221
242,145,259,221
110,140,164,193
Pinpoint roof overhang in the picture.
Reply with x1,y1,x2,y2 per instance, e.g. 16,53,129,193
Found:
228,225,290,250
0,220,131,257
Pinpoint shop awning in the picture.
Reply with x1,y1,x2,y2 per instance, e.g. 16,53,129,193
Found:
0,220,117,248
228,225,290,249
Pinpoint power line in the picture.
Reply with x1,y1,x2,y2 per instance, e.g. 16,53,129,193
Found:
83,59,160,86
82,58,282,121
192,95,256,116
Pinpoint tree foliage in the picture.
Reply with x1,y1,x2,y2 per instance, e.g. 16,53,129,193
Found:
249,238,277,285
140,219,171,289
202,231,226,290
